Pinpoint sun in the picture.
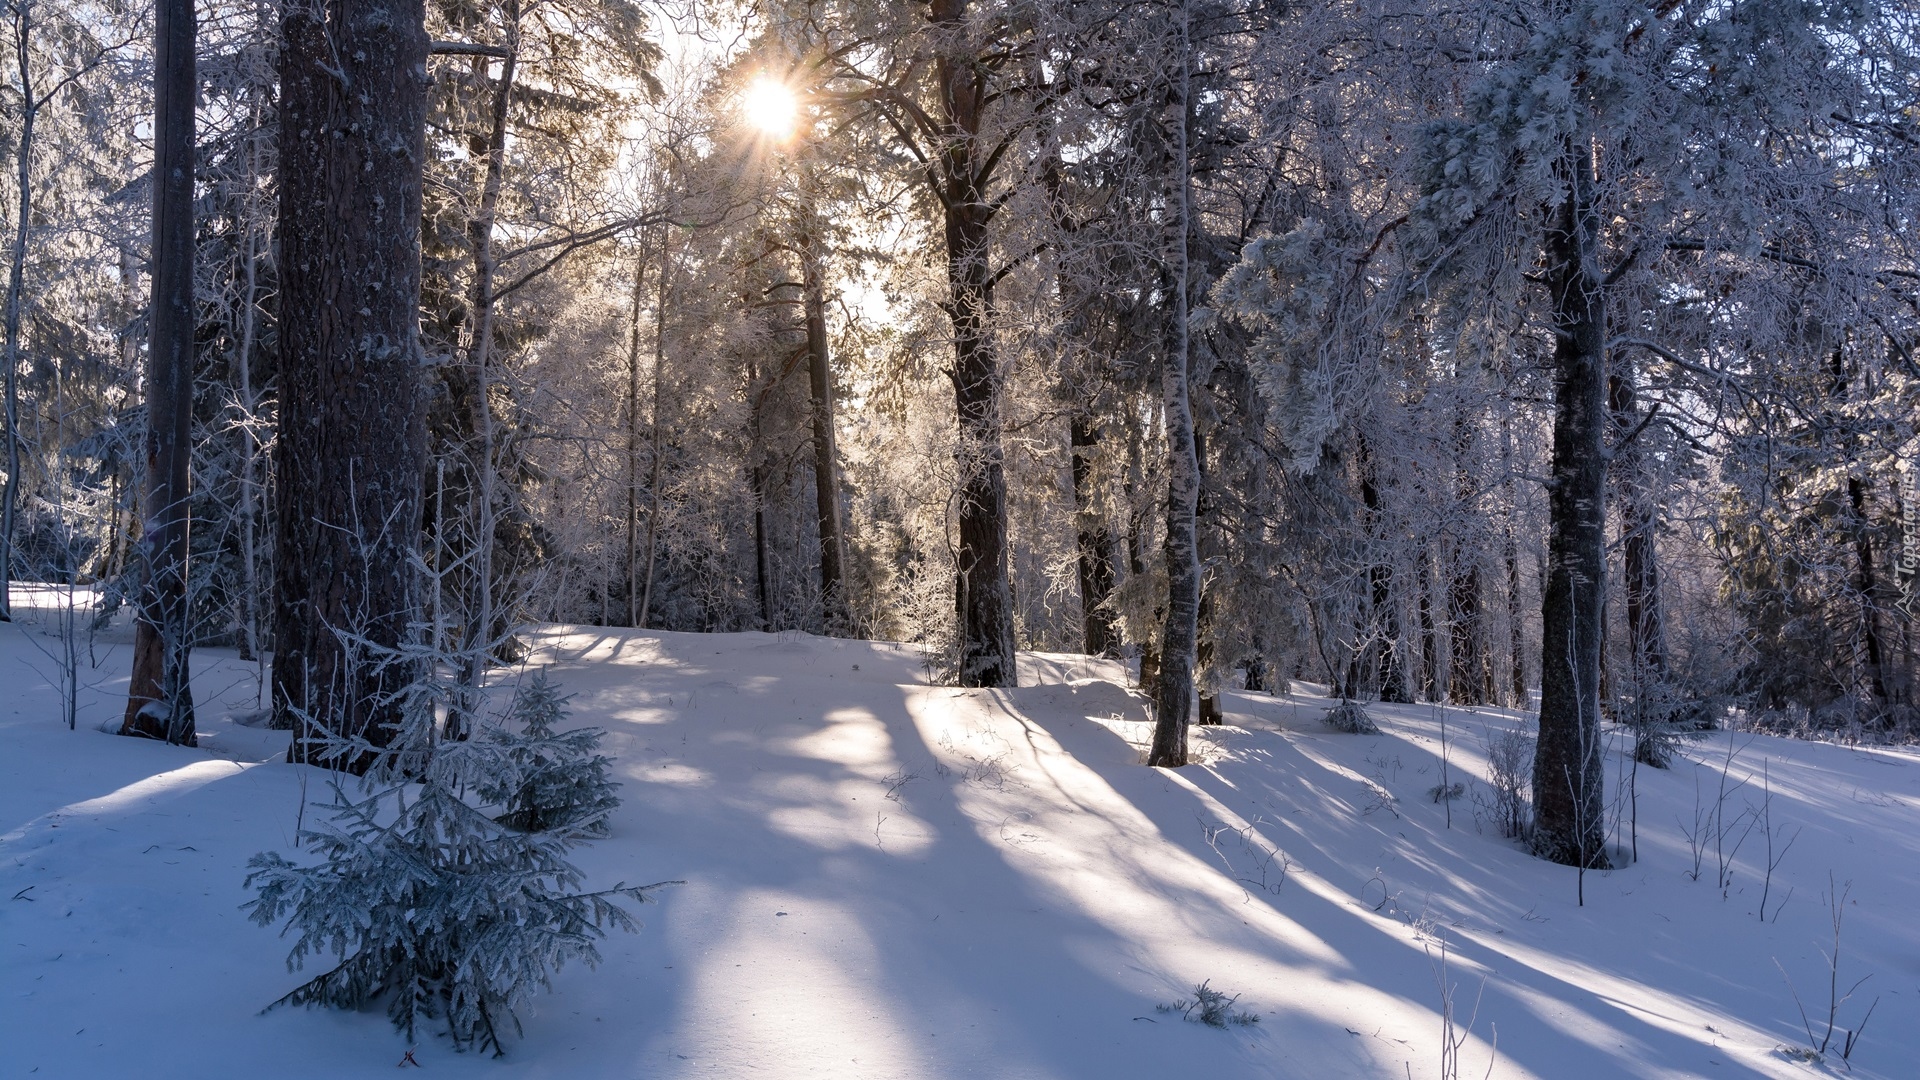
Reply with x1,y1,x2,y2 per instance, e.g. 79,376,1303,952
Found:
742,77,799,139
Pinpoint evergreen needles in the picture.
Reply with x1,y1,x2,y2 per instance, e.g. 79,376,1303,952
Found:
244,671,675,1055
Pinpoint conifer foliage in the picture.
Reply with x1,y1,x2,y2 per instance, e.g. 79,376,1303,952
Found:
472,669,620,837
243,674,672,1055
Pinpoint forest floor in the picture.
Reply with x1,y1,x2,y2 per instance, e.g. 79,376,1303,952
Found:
3,587,1918,1079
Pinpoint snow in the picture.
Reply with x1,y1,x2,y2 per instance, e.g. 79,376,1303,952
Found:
4,591,1918,1078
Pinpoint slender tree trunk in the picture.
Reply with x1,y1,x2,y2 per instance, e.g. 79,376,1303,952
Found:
273,0,429,771
1448,561,1488,705
234,101,268,690
1125,408,1159,692
747,358,773,629
1447,409,1491,705
447,18,520,739
625,253,643,627
1532,142,1611,869
1149,2,1198,768
1501,403,1527,707
0,9,34,624
931,0,1015,687
638,229,669,629
1070,414,1118,655
803,226,850,635
1418,547,1439,701
1358,435,1411,703
121,0,197,744
1850,476,1892,711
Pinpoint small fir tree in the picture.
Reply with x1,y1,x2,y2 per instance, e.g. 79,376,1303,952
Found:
245,673,671,1055
473,669,621,836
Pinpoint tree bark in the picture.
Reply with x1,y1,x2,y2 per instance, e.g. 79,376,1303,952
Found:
625,253,644,626
1849,476,1892,712
1149,2,1199,768
1501,403,1527,707
1358,435,1411,702
1417,547,1439,701
638,229,669,629
273,0,430,771
931,0,1016,688
121,0,197,744
1070,414,1119,655
1125,408,1159,692
1532,142,1610,869
0,6,35,624
803,226,850,635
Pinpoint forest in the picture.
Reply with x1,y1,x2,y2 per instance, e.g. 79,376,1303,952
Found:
2,0,1920,1075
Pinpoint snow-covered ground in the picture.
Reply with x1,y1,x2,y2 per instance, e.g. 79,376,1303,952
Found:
4,588,1918,1079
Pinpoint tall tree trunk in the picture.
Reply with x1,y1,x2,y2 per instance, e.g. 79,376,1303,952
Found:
931,0,1015,688
625,253,644,627
637,229,669,629
803,226,850,635
1149,3,1198,768
448,19,519,739
273,0,429,771
0,6,35,624
1501,403,1527,707
1070,414,1118,655
121,0,197,744
1532,142,1610,869
1611,366,1673,761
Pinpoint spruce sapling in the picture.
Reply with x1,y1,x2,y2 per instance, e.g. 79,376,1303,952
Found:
470,669,620,837
245,673,673,1055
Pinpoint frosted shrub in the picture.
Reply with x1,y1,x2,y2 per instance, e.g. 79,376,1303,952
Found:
1322,699,1382,734
245,675,673,1055
1484,727,1533,839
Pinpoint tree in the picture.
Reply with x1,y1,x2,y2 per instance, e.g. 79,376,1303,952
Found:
1147,0,1199,767
272,0,431,769
119,0,195,744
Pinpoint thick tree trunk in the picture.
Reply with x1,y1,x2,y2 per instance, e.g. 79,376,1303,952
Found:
273,0,429,771
1149,4,1198,768
932,0,1015,688
1070,414,1119,655
1532,144,1611,869
121,0,197,744
803,229,850,635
